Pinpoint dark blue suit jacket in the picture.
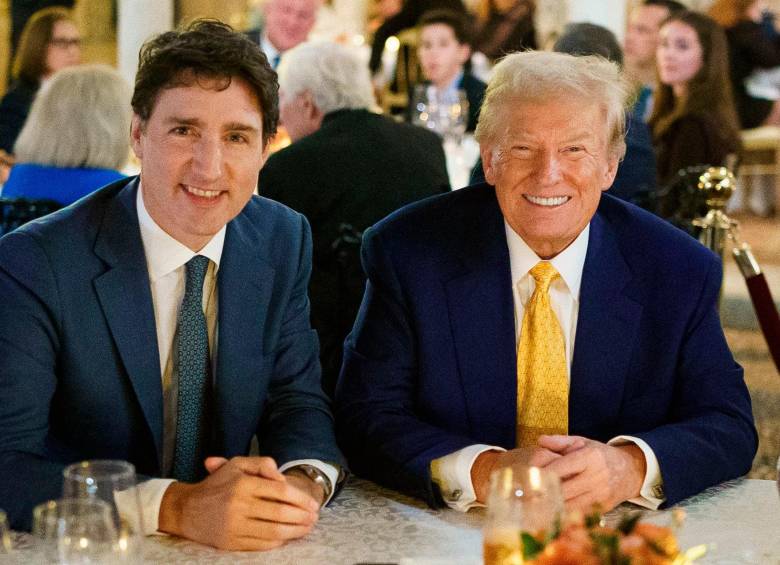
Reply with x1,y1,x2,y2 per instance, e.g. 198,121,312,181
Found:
0,178,343,529
335,184,756,508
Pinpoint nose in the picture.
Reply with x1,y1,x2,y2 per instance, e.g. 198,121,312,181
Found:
535,150,562,186
191,136,223,183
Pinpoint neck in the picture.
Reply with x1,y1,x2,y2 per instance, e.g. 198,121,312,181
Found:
672,83,687,99
626,61,656,88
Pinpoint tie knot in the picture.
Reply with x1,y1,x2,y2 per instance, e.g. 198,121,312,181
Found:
185,255,210,294
529,261,559,293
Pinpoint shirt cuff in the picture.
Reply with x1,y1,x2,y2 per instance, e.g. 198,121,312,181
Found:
608,435,666,509
114,478,176,536
279,459,340,506
430,444,506,512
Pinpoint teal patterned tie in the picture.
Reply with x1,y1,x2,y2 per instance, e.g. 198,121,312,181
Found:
172,255,211,482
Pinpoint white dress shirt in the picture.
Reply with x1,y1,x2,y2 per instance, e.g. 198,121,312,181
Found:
260,34,282,68
119,185,337,535
432,222,665,512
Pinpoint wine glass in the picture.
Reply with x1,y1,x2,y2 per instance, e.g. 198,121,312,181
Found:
32,498,118,564
0,509,12,554
483,466,564,565
62,461,144,563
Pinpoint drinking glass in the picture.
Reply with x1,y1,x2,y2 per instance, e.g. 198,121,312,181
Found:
32,498,118,564
0,509,12,554
776,454,779,498
62,461,144,563
483,466,564,565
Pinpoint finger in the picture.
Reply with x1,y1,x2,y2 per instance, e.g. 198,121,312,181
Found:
251,476,321,513
543,450,591,480
204,456,229,474
537,435,587,454
564,490,603,515
227,537,285,552
526,448,563,468
559,468,599,502
246,498,319,526
238,517,315,542
230,456,286,481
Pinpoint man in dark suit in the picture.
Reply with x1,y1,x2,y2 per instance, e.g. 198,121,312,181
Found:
260,41,449,397
336,51,756,514
245,0,320,69
0,20,342,551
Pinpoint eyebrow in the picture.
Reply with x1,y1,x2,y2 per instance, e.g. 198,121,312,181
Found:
163,117,260,134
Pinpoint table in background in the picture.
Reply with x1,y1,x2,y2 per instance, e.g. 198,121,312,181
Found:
8,478,779,564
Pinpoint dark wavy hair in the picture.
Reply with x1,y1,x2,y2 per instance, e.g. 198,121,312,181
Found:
649,11,740,151
131,19,278,147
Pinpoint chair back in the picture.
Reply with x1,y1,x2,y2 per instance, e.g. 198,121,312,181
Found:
381,27,422,114
0,197,62,237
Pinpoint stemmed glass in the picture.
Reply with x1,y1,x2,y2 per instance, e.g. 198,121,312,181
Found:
411,85,469,144
62,461,144,563
32,498,118,564
776,454,779,497
0,509,12,555
483,466,564,565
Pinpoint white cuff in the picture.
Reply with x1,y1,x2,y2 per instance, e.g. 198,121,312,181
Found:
608,435,665,509
431,445,506,512
279,459,340,506
114,478,176,536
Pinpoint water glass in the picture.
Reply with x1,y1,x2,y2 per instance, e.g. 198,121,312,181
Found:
0,509,12,554
32,498,117,564
62,461,144,562
483,466,564,565
411,85,469,143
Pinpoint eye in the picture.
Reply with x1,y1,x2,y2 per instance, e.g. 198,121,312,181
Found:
171,126,191,136
227,132,249,144
509,145,531,157
564,146,584,153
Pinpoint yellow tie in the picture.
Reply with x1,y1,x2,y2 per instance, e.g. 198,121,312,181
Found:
516,262,569,447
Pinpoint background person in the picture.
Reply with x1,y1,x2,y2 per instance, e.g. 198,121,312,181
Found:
246,0,321,69
0,6,81,154
335,51,756,515
650,10,741,187
2,64,130,205
260,41,449,398
472,0,537,63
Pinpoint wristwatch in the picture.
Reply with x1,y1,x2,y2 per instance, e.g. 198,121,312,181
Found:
290,464,333,502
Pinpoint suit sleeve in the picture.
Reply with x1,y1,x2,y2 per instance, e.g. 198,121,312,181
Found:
634,255,757,506
256,214,345,469
0,231,69,530
335,226,481,507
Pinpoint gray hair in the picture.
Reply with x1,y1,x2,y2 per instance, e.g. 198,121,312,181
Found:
277,41,376,115
474,51,630,160
14,64,132,170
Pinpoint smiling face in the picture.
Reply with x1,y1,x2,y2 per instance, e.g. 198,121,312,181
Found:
657,20,704,93
481,100,618,259
418,23,471,89
265,0,319,53
131,76,267,251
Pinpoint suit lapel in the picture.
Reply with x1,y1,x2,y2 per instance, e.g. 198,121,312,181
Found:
569,210,643,439
213,213,275,454
92,179,164,467
445,191,516,447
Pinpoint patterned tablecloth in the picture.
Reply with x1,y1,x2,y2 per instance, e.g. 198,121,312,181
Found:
6,478,780,564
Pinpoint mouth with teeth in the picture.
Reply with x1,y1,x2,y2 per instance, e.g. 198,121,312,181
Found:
523,195,571,207
182,184,223,202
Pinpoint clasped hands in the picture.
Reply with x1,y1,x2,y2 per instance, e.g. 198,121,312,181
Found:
472,435,647,513
159,456,325,551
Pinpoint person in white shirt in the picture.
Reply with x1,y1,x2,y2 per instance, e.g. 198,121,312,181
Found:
246,0,321,68
0,19,343,551
335,50,756,515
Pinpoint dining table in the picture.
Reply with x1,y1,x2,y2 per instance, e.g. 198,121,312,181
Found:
5,476,779,564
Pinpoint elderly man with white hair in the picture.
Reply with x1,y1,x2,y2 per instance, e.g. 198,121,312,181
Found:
259,41,449,398
335,50,756,514
247,0,321,68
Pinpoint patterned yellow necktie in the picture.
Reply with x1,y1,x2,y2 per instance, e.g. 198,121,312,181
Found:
516,262,569,447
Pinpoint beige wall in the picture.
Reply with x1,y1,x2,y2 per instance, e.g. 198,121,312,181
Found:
178,0,252,30
0,0,9,95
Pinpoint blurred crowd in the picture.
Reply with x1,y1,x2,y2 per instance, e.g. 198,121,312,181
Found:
1,0,779,390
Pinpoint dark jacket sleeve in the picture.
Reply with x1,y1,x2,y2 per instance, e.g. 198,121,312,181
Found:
0,81,36,154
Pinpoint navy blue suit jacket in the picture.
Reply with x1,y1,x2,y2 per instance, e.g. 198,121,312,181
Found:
0,178,343,529
335,184,756,508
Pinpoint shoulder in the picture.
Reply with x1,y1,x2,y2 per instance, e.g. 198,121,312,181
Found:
235,193,308,236
0,80,37,107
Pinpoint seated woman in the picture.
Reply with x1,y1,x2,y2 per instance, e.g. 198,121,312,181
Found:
0,7,81,155
2,65,131,206
650,10,741,187
410,9,486,133
473,0,536,63
710,0,780,129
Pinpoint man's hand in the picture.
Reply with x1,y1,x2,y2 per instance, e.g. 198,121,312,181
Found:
538,435,646,513
158,456,321,551
283,468,326,507
471,437,586,504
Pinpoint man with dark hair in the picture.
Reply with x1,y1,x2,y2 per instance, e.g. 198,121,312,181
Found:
0,19,343,551
624,0,686,120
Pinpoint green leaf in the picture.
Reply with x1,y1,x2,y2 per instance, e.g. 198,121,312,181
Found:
584,508,603,528
520,532,545,560
617,512,643,535
590,531,620,564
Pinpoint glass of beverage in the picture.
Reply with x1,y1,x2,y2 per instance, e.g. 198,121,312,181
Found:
62,460,144,563
32,498,118,564
483,466,564,565
0,509,12,554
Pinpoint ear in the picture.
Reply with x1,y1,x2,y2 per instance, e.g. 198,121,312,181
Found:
480,144,498,185
130,115,145,160
602,152,620,191
458,44,472,66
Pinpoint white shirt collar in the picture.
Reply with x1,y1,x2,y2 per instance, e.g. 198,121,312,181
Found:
504,221,590,298
260,33,281,65
136,182,225,282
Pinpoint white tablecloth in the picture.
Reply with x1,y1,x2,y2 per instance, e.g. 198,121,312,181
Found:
7,478,780,564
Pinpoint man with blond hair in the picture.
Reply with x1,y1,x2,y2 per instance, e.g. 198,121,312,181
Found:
247,0,321,68
336,51,756,513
